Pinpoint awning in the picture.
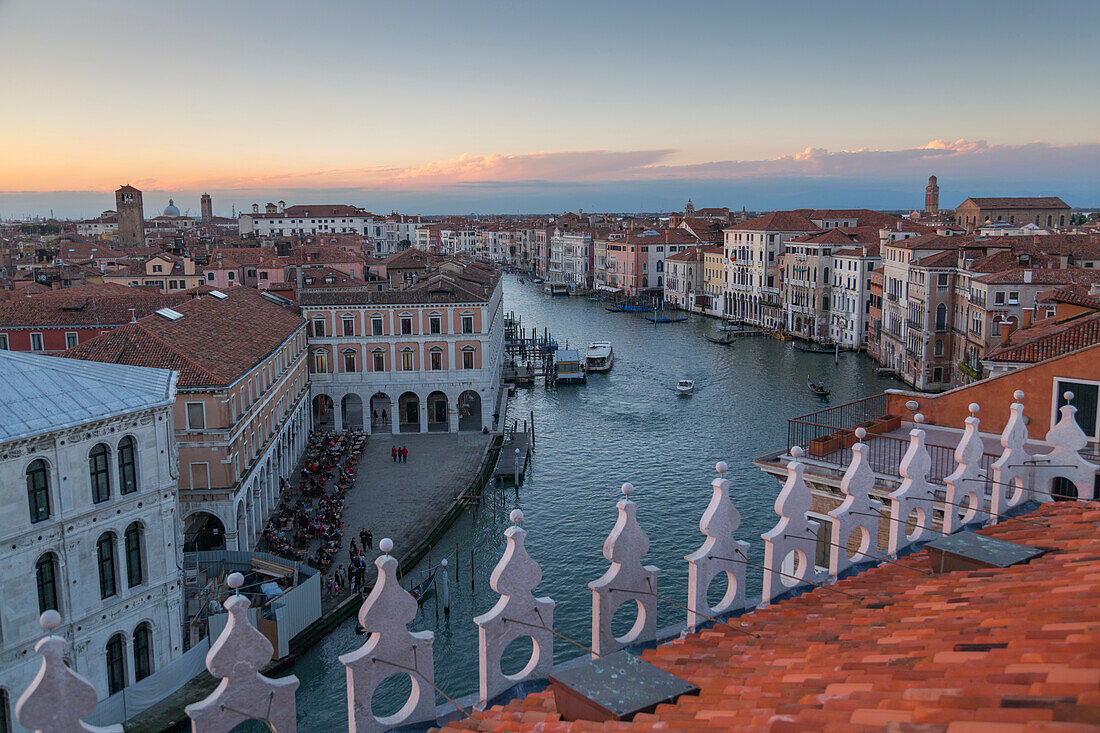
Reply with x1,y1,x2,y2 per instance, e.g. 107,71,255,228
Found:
596,284,621,292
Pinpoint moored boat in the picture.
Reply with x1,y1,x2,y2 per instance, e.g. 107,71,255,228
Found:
705,334,736,345
553,349,587,384
585,341,614,372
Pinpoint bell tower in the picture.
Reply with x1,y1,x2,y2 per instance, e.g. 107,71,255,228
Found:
924,175,940,215
115,185,145,245
200,192,213,222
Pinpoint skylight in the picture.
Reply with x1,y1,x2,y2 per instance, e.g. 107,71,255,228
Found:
209,290,228,300
155,307,184,321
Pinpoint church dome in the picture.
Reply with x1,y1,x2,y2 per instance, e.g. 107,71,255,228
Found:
163,198,180,217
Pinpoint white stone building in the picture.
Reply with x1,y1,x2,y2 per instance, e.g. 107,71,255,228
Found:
0,351,183,720
830,244,881,349
239,203,385,244
723,211,818,328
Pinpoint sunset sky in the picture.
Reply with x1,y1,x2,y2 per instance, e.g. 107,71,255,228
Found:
1,0,1097,217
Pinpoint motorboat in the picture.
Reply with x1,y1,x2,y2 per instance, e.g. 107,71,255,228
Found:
676,379,695,396
585,342,614,372
544,283,570,296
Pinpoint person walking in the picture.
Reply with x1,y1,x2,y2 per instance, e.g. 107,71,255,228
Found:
401,445,408,463
392,445,397,462
365,529,373,550
359,528,368,548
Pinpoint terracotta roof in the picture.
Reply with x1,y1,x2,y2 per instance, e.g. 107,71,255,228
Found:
438,501,1100,732
1040,284,1100,310
384,248,433,269
300,266,372,288
788,229,861,245
0,283,194,328
808,209,904,228
116,185,140,193
915,250,960,268
886,233,967,251
726,211,819,233
665,246,708,262
618,229,701,246
832,242,881,258
59,287,304,387
961,196,1070,209
985,310,1100,363
973,267,1100,286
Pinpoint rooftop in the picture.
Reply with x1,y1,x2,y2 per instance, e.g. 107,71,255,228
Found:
0,350,175,443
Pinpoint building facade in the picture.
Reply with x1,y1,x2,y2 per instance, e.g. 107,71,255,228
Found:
0,351,183,709
300,261,504,435
724,212,819,328
955,196,1071,233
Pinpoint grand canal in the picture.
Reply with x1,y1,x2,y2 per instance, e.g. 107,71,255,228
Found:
287,274,897,727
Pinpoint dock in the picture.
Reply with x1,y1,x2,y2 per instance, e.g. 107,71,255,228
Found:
493,431,532,481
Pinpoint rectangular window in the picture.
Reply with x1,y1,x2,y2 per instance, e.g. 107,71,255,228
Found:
462,349,475,369
125,529,143,587
1056,380,1099,439
65,332,78,348
0,334,7,350
462,315,474,334
401,351,414,371
430,350,442,370
401,317,413,335
230,395,237,421
30,332,43,351
312,318,326,337
994,291,1005,305
373,351,385,371
314,351,328,373
98,538,116,599
343,351,356,372
186,402,205,430
342,317,355,336
1008,291,1019,305
371,317,384,335
429,315,442,334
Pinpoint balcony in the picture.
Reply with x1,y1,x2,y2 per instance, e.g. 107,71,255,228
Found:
886,292,900,302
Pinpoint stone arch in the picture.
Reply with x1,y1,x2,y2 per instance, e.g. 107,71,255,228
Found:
458,390,482,431
371,392,392,430
342,393,365,430
312,393,335,430
426,391,449,432
398,391,420,433
235,500,249,551
183,511,227,552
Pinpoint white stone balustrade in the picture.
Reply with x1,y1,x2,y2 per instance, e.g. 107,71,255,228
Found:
684,462,749,633
185,572,299,733
990,391,1034,519
829,432,880,576
589,483,660,657
15,611,123,733
943,403,989,533
761,446,818,605
888,414,937,555
340,538,436,733
474,509,555,705
1031,392,1099,502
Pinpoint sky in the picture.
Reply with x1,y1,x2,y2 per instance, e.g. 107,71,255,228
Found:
1,0,1098,218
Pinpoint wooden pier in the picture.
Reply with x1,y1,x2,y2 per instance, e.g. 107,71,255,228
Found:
493,431,531,481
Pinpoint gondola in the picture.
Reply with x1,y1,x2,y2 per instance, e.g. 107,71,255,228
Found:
793,342,835,354
806,377,830,396
644,315,688,323
705,334,736,345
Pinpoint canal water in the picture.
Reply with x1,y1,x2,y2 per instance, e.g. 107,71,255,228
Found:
286,275,897,727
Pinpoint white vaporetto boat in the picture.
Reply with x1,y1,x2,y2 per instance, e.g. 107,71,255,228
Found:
676,379,694,396
585,342,614,372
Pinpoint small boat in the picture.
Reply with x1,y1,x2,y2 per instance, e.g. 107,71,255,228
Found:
772,332,793,341
644,314,688,323
794,342,836,354
605,305,624,312
705,334,736,345
531,277,544,284
409,569,437,603
676,379,695,396
585,342,614,372
807,378,830,396
544,283,570,296
718,323,743,332
616,303,659,313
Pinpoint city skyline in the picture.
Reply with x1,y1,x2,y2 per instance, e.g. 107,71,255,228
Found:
2,0,1099,216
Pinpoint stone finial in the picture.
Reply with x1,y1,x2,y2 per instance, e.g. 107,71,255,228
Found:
761,447,818,605
685,467,748,632
1031,399,1099,503
888,420,936,556
474,511,555,704
991,398,1033,518
185,578,299,732
589,484,660,656
340,542,435,732
828,442,879,575
15,613,123,733
943,407,987,533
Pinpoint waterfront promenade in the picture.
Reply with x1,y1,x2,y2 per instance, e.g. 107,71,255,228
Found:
128,430,493,732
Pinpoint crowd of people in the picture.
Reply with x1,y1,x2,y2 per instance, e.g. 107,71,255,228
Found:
262,431,369,584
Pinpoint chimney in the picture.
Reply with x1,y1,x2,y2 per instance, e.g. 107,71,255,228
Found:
1023,269,1033,283
1021,307,1034,329
896,221,902,231
999,317,1017,345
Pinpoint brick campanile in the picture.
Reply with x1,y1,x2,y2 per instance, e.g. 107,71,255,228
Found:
115,184,145,245
924,175,940,215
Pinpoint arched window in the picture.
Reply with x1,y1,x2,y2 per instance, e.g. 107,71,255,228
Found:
124,523,144,588
118,436,137,495
90,444,111,503
133,622,153,682
935,303,947,331
35,553,59,614
106,633,126,695
26,459,50,523
934,339,944,357
97,533,117,599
